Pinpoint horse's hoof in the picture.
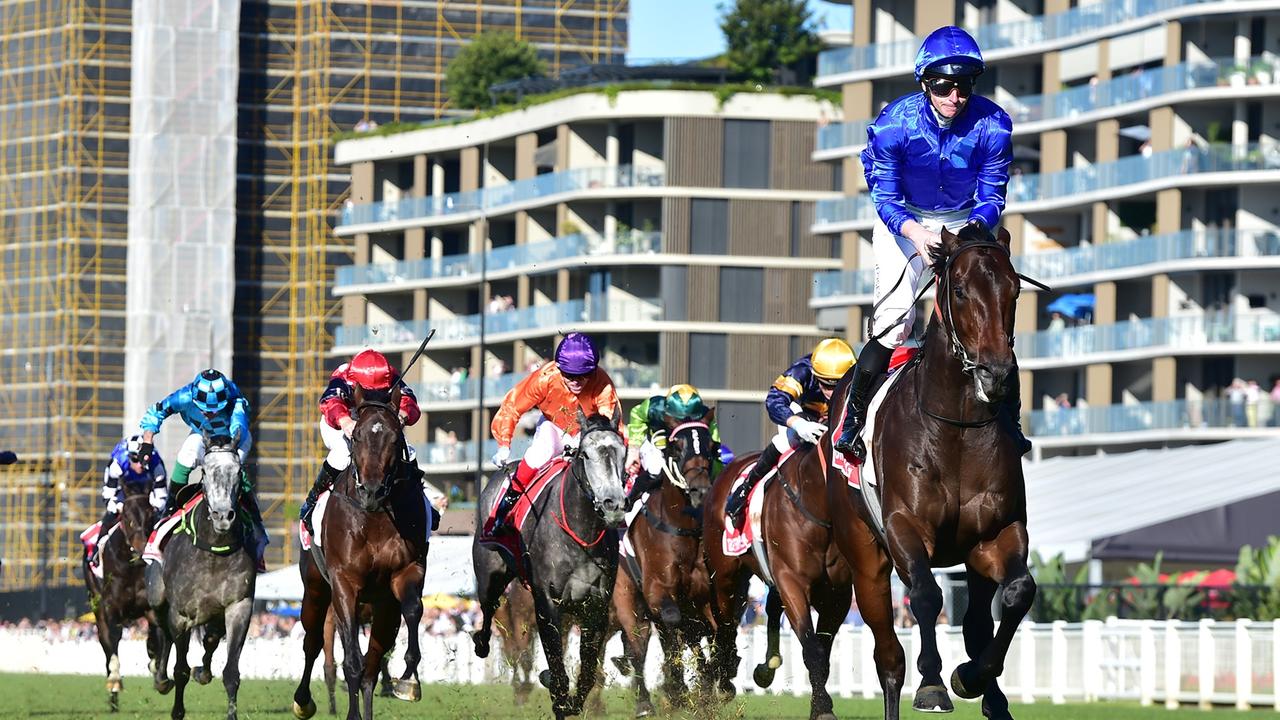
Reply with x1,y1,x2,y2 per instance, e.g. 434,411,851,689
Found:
109,690,120,713
193,666,213,685
392,679,421,702
983,706,1014,720
149,659,158,676
155,677,175,695
814,713,838,720
768,654,782,670
291,699,317,720
107,678,123,693
752,663,776,688
472,632,490,659
950,663,983,700
539,670,553,689
611,655,631,676
912,684,954,713
635,698,655,718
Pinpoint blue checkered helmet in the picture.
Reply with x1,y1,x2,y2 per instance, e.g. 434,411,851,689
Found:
192,369,232,414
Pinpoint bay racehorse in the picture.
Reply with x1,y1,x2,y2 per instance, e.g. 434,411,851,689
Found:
472,409,627,720
293,384,429,720
85,483,173,711
321,604,397,715
611,412,718,715
146,434,256,720
704,441,853,720
827,226,1037,720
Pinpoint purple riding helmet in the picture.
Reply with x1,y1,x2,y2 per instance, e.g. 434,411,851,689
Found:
554,332,599,376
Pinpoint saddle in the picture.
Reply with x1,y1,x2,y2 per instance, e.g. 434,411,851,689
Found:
720,449,800,576
478,458,568,585
80,521,117,579
143,489,250,566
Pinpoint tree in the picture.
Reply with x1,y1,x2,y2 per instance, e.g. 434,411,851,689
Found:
446,32,547,110
719,0,822,85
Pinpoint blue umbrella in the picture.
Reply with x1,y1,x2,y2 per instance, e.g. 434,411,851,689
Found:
1045,293,1095,320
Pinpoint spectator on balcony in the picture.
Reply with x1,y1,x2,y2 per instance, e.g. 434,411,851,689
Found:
1246,380,1262,428
1269,377,1280,427
1229,378,1248,427
1048,311,1066,332
1180,137,1203,174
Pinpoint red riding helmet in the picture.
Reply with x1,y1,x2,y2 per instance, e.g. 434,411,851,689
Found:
348,349,395,390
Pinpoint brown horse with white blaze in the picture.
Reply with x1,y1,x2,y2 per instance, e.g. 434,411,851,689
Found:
827,225,1038,720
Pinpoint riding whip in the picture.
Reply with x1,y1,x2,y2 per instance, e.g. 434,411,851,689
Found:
391,328,437,391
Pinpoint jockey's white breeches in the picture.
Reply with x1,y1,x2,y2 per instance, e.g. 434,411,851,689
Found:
522,420,574,471
176,432,250,468
871,206,971,347
318,415,416,471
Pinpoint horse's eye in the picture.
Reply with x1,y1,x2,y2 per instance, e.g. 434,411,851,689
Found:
954,287,966,300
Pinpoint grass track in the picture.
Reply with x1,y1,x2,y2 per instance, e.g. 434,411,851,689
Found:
0,673,1267,719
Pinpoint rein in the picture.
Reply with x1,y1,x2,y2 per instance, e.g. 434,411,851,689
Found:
555,461,607,548
781,445,832,530
347,399,408,508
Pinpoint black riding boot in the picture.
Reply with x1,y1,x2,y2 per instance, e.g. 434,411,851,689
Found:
834,339,894,459
725,442,783,529
490,484,522,536
1004,371,1034,456
624,471,662,509
405,459,443,532
301,461,340,535
91,509,118,563
241,491,268,572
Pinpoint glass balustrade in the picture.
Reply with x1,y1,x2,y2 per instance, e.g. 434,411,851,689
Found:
416,362,662,406
1028,397,1269,436
1018,313,1280,360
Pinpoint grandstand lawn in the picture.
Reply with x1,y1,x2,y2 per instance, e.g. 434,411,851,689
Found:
1,673,1270,718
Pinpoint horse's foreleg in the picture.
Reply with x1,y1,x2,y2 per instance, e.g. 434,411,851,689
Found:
170,629,192,720
953,522,1035,720
391,568,425,700
706,561,748,700
221,598,252,720
773,571,834,720
361,603,398,718
849,542,905,720
472,565,511,659
331,588,365,720
323,610,338,715
532,592,571,718
753,585,784,688
195,623,221,685
571,615,607,716
958,573,1010,719
146,612,175,694
292,576,331,720
614,583,655,717
885,513,952,713
812,587,852,720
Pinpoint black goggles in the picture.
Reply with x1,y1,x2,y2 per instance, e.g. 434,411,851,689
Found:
924,75,976,98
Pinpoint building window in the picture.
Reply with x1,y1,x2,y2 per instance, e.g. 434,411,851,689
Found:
716,400,763,456
723,119,770,189
690,198,728,255
719,268,763,323
689,333,726,389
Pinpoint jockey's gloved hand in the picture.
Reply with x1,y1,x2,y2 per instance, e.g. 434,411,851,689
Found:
638,442,664,476
791,418,828,445
491,445,511,467
138,442,154,462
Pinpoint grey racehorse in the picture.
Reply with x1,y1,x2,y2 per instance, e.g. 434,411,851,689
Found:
147,435,256,720
472,409,627,720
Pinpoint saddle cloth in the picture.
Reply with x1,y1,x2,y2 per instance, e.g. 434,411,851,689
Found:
142,494,205,566
477,458,567,581
831,345,920,490
298,486,435,551
720,447,799,559
80,521,119,580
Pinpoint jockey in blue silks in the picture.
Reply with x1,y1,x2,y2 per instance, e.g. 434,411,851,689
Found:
834,26,1031,459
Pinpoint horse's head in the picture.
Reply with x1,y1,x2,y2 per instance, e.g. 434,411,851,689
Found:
202,434,243,533
349,383,404,512
930,225,1020,404
661,407,717,510
118,485,154,562
574,405,626,526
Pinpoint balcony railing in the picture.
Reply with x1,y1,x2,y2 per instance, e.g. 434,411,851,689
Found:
815,143,1280,230
335,231,662,289
335,297,663,349
1018,313,1280,361
339,165,666,227
816,120,869,153
1029,398,1277,437
812,229,1280,303
817,0,1227,81
417,362,662,406
415,437,531,468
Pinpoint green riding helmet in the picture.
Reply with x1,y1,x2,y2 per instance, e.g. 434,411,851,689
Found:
664,384,708,421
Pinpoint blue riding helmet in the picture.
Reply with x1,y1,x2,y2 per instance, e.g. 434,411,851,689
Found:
192,369,232,414
915,26,985,81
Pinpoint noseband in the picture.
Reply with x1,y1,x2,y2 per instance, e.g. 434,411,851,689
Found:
661,421,713,493
568,421,624,513
349,400,406,506
938,240,1017,378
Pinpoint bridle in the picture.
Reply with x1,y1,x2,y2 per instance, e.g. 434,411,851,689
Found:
660,420,714,503
566,420,624,516
348,399,407,508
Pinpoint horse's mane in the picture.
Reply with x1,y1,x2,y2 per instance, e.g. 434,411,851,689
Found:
359,388,395,406
927,224,994,277
580,412,617,435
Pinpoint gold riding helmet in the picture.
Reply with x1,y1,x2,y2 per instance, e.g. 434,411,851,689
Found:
811,338,856,383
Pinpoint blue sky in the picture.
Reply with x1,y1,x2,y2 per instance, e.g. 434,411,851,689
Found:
626,1,852,63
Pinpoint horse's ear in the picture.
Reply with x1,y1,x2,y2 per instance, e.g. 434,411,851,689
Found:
995,225,1012,250
353,382,365,408
939,226,961,260
614,402,624,432
703,406,716,424
576,405,589,431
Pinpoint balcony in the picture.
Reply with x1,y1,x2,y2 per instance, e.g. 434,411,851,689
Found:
334,231,662,292
1018,313,1280,368
811,230,1280,308
416,362,662,409
815,57,1280,157
816,0,1256,85
1029,398,1280,441
814,143,1280,233
334,296,664,352
415,437,532,473
338,164,666,232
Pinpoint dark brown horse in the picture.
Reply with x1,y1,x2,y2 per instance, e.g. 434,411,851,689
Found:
321,605,397,715
611,413,718,715
293,385,429,720
827,226,1036,720
704,441,853,720
84,485,173,711
493,583,538,706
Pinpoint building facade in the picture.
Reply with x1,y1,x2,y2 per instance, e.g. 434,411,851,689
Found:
332,88,841,497
0,0,627,592
811,0,1280,458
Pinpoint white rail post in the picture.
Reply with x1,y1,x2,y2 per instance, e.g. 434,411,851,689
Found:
835,625,854,699
1274,619,1280,712
1050,620,1067,704
1198,618,1215,709
1235,618,1252,710
860,624,878,699
1164,620,1181,710
1138,620,1156,706
1020,620,1036,704
790,628,806,697
1082,619,1102,702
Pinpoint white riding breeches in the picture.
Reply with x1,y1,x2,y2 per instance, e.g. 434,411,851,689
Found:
870,207,971,347
318,415,416,471
523,420,570,471
177,431,250,468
